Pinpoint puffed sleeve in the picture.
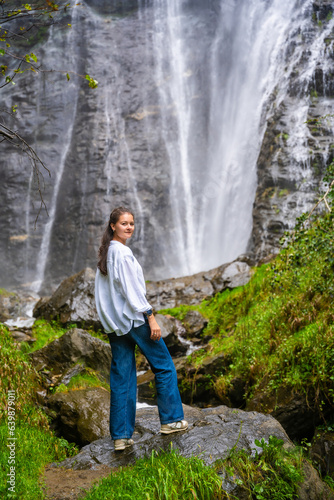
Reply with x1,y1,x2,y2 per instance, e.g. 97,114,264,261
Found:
117,254,152,313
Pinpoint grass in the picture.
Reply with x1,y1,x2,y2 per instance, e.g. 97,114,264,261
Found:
0,323,48,428
83,437,306,500
0,424,77,499
84,447,223,500
0,324,78,499
27,319,70,352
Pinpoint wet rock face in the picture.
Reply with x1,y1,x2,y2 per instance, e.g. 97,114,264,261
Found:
84,0,139,16
47,387,110,447
313,0,334,20
251,7,334,263
3,2,332,293
54,404,291,469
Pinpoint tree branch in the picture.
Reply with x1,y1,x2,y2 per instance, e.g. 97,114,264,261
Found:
0,122,50,224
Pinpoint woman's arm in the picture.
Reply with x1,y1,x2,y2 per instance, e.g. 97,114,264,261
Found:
147,314,162,341
117,256,162,340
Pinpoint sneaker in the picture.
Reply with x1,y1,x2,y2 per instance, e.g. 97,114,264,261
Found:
114,438,134,451
160,420,188,434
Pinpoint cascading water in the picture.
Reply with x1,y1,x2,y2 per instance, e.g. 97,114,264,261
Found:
30,5,80,293
1,0,334,291
142,0,334,276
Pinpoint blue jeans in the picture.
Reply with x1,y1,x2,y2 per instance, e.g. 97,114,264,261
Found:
107,319,184,440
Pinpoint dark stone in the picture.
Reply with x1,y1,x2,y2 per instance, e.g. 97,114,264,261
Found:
138,353,228,407
33,268,101,329
182,310,208,337
310,431,334,478
247,385,333,441
312,1,333,21
228,377,246,409
297,460,334,500
210,261,252,293
47,387,110,447
52,404,291,469
10,330,36,344
29,328,112,384
155,314,188,357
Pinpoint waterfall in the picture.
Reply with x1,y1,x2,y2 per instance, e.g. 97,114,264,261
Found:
143,0,334,276
31,4,80,292
2,0,334,291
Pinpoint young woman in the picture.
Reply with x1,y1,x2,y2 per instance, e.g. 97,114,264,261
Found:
95,207,187,451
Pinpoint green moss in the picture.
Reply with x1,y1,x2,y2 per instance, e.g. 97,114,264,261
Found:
0,288,15,296
29,319,70,352
158,304,202,320
55,368,109,393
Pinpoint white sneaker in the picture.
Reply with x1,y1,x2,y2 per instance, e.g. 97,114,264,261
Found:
114,438,134,451
160,420,188,434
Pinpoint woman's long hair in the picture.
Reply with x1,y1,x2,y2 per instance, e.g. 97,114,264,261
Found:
97,206,134,275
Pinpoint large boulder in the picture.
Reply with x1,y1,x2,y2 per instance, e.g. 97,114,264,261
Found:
33,268,100,328
53,404,291,469
29,328,112,384
146,258,252,310
247,384,333,441
182,310,208,338
47,387,110,447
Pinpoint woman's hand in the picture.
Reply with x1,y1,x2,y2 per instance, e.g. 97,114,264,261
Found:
148,315,162,341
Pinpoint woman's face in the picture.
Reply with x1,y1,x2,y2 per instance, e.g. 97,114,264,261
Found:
111,213,134,244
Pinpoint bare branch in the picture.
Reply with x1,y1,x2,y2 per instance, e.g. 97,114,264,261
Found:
0,122,50,223
305,179,334,222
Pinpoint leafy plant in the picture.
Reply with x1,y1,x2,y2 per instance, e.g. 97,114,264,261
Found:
219,435,304,500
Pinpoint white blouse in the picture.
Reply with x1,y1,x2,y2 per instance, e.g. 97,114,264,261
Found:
95,241,152,335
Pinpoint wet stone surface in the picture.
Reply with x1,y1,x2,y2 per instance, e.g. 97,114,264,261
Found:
53,404,291,470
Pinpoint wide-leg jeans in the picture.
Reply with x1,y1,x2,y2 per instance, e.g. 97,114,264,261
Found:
107,319,184,440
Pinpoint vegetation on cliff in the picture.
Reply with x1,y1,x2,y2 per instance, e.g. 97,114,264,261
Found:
163,189,334,419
